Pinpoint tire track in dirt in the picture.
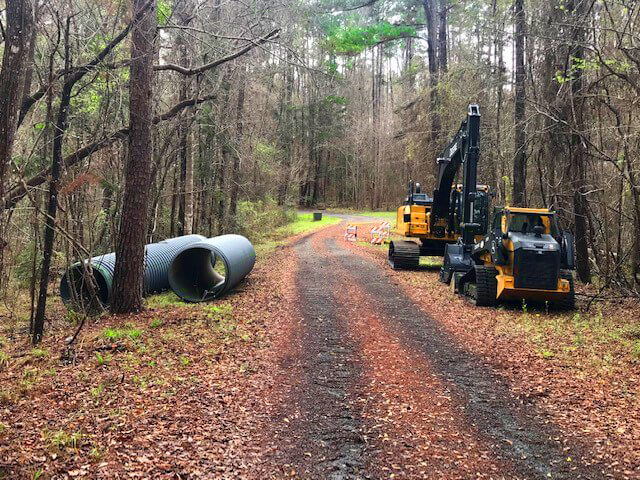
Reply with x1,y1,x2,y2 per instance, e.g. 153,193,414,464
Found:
272,234,369,479
332,279,516,479
323,234,605,480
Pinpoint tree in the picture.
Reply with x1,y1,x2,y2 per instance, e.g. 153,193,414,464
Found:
422,0,441,145
567,0,591,283
111,0,157,313
229,65,247,224
512,0,526,206
0,0,34,279
33,16,73,343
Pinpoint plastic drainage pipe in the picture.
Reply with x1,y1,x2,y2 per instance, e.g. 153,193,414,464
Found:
59,234,206,307
168,234,256,302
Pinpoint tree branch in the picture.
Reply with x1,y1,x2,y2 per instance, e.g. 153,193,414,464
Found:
323,0,382,13
17,0,154,128
154,28,280,75
3,93,216,210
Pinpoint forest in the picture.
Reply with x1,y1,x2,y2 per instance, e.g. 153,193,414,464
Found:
0,0,639,331
3,0,640,478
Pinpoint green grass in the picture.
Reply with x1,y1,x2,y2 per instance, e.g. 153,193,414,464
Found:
327,208,396,220
419,256,442,267
102,324,142,342
94,352,112,366
0,351,9,369
145,292,190,309
46,429,84,451
255,213,341,257
282,213,341,235
496,308,640,373
30,348,49,359
150,318,163,328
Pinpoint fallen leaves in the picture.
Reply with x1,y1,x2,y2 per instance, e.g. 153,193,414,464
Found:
0,242,300,479
342,226,640,478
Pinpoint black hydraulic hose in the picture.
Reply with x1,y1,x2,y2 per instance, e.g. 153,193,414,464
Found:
168,234,255,302
60,234,206,307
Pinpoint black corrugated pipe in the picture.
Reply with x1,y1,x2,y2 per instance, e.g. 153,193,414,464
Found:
168,234,256,302
60,234,206,307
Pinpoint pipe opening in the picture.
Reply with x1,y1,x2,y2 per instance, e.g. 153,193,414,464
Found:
168,247,229,302
60,263,110,308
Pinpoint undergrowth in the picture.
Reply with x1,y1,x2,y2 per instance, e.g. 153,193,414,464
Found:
497,307,640,372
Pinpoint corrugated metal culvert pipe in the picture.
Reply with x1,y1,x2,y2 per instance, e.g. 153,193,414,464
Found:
168,234,256,302
60,234,205,307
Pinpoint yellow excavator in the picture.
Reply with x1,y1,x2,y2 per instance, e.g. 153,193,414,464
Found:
389,105,490,269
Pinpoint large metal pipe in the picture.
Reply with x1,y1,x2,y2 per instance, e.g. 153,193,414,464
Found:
60,234,205,307
168,234,255,302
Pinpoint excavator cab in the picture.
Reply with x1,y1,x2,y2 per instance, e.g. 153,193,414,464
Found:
404,182,433,207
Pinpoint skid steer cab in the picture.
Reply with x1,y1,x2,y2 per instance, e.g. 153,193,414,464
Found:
445,207,576,309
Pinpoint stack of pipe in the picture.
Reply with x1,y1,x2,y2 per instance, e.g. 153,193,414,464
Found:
60,235,205,307
60,234,256,307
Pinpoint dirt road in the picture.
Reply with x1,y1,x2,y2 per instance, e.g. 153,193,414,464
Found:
0,221,623,479
261,224,606,479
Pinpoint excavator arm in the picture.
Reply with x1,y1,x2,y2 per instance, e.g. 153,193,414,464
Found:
430,104,481,239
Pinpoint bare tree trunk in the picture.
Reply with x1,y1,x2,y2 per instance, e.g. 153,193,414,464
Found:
0,0,34,280
422,0,440,146
184,127,194,235
170,166,177,237
438,1,448,73
512,0,527,206
229,67,246,223
175,0,193,235
491,0,505,201
0,0,33,192
277,50,294,206
111,0,156,314
216,71,232,232
177,121,187,235
568,0,591,283
33,16,72,343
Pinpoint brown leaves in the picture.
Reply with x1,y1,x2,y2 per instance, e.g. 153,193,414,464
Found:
342,226,640,478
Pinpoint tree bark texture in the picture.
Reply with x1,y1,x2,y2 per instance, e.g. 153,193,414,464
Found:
0,0,34,280
0,0,34,195
111,0,156,314
512,0,527,207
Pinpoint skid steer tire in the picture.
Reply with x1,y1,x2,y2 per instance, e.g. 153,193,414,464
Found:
555,270,576,310
474,265,498,307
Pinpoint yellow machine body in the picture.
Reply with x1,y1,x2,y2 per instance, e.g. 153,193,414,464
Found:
394,184,490,242
477,251,571,302
475,207,572,304
394,204,457,241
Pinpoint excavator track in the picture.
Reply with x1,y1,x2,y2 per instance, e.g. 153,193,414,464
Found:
388,240,420,270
